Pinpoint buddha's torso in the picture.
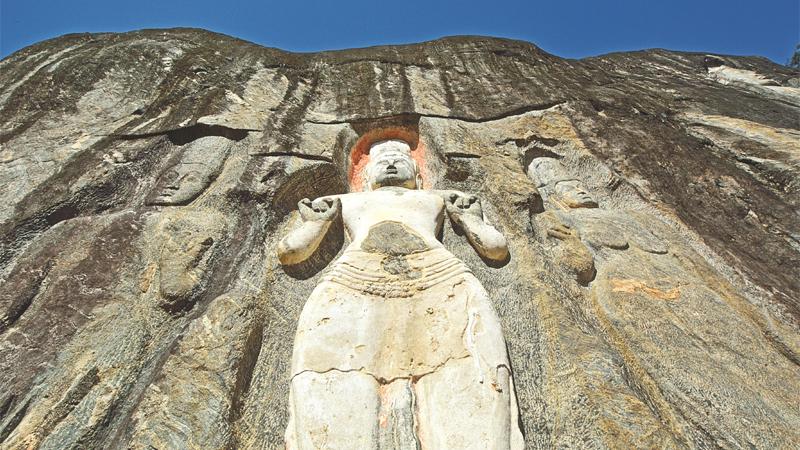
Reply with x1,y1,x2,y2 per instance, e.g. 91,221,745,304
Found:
327,187,446,254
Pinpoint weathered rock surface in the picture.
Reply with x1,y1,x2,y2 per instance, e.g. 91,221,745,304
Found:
0,28,798,449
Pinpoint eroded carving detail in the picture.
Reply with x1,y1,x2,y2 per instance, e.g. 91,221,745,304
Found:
156,210,227,311
278,139,523,449
361,220,429,255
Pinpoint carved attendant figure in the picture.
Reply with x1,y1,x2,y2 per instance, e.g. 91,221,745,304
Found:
527,157,800,448
529,158,667,249
279,139,524,449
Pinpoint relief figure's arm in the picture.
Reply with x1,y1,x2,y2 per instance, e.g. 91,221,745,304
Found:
277,197,341,265
444,192,509,262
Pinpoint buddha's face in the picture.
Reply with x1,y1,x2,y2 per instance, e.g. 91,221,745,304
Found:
554,179,598,209
150,164,210,205
365,140,420,190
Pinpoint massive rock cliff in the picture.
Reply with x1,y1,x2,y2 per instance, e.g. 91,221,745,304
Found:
1,28,798,449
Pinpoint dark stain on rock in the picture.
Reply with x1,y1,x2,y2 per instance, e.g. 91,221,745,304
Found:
361,221,430,256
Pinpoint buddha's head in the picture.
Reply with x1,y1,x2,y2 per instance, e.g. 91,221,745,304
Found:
364,139,422,191
527,157,597,209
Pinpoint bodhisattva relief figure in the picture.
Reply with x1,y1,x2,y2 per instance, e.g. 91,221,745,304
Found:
528,157,667,285
155,210,227,311
278,139,524,449
527,159,800,446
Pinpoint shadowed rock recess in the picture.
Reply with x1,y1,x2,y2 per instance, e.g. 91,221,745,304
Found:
0,28,798,449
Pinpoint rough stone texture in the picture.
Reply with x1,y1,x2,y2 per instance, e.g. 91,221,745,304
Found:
0,28,798,449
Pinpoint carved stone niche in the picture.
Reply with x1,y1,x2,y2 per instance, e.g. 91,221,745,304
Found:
347,115,426,191
146,136,232,206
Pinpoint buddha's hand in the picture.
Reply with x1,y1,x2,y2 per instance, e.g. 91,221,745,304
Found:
298,197,341,222
446,192,483,225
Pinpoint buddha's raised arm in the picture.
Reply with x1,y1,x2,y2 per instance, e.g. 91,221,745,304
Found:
443,191,509,262
277,197,341,265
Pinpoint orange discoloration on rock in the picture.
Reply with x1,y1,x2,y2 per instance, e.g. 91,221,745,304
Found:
378,383,391,428
138,262,157,293
348,127,427,191
610,279,681,300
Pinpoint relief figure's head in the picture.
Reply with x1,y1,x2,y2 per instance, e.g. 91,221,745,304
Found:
150,164,210,205
553,179,598,209
528,157,597,209
364,139,422,191
147,136,231,206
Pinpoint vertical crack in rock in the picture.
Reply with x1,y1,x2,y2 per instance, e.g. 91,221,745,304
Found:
0,394,28,443
377,380,420,450
231,320,265,422
36,367,100,443
397,64,415,116
0,260,52,333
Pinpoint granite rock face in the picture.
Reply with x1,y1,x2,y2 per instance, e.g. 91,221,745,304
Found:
1,28,799,449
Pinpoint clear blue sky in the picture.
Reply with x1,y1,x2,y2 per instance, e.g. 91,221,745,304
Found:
2,0,798,64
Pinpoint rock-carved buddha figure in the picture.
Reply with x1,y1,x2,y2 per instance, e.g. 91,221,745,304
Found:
278,139,524,450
